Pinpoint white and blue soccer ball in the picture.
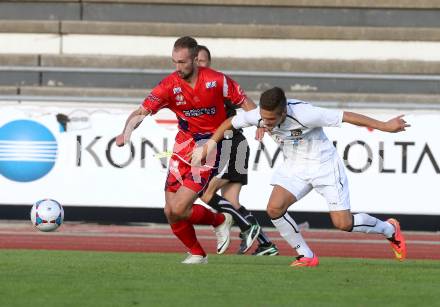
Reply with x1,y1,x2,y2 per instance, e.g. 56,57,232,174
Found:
30,199,64,232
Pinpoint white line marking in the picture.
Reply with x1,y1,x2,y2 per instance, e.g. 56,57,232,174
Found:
0,231,438,245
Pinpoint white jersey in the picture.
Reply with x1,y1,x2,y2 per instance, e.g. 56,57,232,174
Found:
231,99,343,163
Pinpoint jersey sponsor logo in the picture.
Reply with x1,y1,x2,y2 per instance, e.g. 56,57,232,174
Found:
205,81,217,89
175,94,186,106
173,87,182,94
328,202,339,208
146,93,162,104
183,107,216,117
271,131,302,145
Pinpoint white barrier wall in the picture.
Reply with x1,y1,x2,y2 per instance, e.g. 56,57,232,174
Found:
4,34,440,61
0,103,438,215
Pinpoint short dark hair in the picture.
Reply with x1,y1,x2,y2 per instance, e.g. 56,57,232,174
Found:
259,87,287,112
196,45,211,62
173,36,198,58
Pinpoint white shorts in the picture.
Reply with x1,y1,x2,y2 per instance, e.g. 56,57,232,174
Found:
270,154,350,211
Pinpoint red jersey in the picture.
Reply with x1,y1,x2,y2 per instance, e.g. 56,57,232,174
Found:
142,67,247,136
142,67,248,193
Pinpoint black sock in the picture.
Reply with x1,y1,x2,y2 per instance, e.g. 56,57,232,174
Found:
257,230,271,245
239,206,272,245
207,194,250,232
238,206,258,225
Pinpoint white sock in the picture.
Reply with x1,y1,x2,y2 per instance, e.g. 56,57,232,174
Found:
352,213,395,238
271,213,314,258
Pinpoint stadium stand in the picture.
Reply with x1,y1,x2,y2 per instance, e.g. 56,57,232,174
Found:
1,0,440,107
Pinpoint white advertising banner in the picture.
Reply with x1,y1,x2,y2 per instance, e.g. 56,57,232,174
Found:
0,103,438,215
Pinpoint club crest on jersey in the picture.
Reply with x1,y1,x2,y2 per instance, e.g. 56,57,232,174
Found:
173,87,182,94
205,81,217,89
175,94,186,106
291,129,302,137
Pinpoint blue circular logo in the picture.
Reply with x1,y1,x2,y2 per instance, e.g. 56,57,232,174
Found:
0,120,57,182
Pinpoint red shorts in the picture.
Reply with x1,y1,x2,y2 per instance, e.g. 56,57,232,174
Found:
164,131,219,194
165,155,216,194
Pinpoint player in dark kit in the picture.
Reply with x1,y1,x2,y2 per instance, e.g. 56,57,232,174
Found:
196,45,279,256
116,37,256,264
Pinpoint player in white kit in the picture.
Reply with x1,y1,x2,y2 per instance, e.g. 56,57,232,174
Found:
194,87,409,267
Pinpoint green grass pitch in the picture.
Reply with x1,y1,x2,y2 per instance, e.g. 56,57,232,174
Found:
1,250,439,307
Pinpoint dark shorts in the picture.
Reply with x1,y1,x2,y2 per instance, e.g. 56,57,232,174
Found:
216,132,249,185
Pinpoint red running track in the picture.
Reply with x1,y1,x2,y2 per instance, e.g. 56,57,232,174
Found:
0,222,439,260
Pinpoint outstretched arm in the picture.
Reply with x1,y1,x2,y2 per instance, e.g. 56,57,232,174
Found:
239,97,265,139
342,112,410,133
212,117,234,144
116,106,151,147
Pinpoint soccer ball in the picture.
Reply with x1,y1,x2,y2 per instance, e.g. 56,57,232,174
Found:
30,199,64,232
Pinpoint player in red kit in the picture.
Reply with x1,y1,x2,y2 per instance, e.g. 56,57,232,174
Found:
116,36,257,264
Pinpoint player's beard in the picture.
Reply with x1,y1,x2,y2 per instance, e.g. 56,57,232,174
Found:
178,66,195,81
